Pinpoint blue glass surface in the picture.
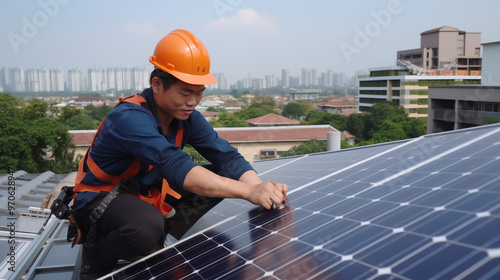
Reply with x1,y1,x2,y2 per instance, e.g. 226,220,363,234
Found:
105,124,500,280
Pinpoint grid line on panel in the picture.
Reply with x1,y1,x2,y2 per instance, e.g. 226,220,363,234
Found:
255,154,308,176
287,136,424,195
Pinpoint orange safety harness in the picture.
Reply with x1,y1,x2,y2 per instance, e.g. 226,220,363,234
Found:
74,94,182,216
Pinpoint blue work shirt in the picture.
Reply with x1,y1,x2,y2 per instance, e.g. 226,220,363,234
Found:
74,87,253,209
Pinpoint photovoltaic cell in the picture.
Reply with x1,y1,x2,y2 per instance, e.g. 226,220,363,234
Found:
104,124,500,280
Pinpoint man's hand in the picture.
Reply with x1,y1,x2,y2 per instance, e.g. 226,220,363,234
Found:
247,181,288,210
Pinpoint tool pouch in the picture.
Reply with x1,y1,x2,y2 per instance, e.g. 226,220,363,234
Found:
49,186,84,247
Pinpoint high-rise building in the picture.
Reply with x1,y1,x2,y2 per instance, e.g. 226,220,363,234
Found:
50,68,64,91
68,69,82,92
358,66,481,119
359,26,483,120
427,41,500,133
301,68,311,86
281,69,289,88
106,68,116,92
311,69,318,86
88,68,105,92
397,26,481,75
265,75,278,88
25,69,50,92
131,67,150,91
209,73,231,90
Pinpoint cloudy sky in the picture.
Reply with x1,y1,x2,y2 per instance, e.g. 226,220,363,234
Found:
1,0,499,81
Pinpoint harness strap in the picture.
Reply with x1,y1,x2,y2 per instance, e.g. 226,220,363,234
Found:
77,94,186,247
84,180,127,248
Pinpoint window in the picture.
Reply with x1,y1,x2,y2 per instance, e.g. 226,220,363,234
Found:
260,149,278,159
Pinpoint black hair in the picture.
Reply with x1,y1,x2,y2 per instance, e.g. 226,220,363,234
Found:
149,68,179,90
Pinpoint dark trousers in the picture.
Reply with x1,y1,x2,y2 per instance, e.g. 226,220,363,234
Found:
81,193,165,270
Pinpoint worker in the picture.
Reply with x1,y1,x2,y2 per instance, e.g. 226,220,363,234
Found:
71,29,288,279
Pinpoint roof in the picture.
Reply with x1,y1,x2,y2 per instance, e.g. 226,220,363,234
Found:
0,171,75,280
245,113,299,125
215,125,336,142
314,100,358,107
69,130,96,146
201,111,218,116
340,109,359,116
420,25,464,35
68,125,336,146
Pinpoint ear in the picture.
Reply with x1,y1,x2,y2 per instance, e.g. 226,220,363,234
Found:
151,76,162,94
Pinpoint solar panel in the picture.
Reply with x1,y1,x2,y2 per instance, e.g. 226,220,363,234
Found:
102,124,500,280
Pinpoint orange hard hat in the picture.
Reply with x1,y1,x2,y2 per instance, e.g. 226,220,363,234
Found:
149,29,217,85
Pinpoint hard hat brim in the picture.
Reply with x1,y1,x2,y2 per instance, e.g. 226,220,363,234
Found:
167,69,218,85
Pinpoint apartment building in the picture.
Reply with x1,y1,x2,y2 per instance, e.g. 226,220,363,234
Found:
397,26,481,75
359,26,482,119
428,41,500,133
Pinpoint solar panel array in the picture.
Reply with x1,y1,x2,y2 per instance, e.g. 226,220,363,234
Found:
103,124,500,280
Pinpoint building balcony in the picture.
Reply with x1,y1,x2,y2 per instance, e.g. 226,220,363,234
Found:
457,110,500,125
433,108,456,122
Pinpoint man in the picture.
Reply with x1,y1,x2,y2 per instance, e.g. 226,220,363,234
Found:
72,29,288,279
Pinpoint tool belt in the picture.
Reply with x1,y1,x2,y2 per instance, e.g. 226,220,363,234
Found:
49,179,140,248
48,186,83,247
50,176,225,248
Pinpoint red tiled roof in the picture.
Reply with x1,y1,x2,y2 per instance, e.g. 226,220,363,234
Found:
341,130,355,139
215,125,335,142
69,130,96,146
69,125,337,145
340,109,359,116
246,113,299,125
314,100,358,107
202,111,218,116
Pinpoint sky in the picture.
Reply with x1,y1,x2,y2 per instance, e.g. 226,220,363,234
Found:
1,0,500,82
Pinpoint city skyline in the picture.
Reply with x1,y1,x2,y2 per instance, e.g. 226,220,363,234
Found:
1,1,500,84
0,65,354,93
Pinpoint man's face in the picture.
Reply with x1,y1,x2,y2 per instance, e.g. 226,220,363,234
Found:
153,78,205,121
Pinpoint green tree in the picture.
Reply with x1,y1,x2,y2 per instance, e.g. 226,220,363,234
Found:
346,113,366,140
370,120,407,144
59,106,99,129
282,101,313,119
305,110,348,131
183,145,208,164
24,98,49,120
483,115,500,125
210,111,249,127
364,102,407,139
229,89,242,98
249,96,277,109
0,93,76,173
84,104,113,123
281,139,327,157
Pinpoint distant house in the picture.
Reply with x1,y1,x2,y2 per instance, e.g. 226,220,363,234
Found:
69,97,106,108
289,89,320,101
219,102,242,112
314,100,358,114
69,130,96,159
246,113,299,127
201,111,219,121
215,125,339,161
69,125,342,162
